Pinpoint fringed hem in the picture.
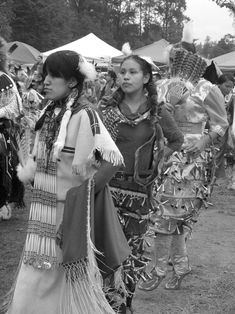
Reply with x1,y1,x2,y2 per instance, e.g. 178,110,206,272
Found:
59,260,115,314
92,146,124,167
72,146,124,180
59,179,114,314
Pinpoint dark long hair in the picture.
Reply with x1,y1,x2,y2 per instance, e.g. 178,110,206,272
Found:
43,50,85,96
36,51,86,131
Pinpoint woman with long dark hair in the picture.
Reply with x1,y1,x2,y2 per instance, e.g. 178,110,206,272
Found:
2,50,130,314
99,54,184,313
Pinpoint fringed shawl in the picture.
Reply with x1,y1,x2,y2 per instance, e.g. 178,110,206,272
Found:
22,95,124,270
59,179,119,314
59,179,130,313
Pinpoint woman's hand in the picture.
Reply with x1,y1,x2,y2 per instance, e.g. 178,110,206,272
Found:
183,135,210,157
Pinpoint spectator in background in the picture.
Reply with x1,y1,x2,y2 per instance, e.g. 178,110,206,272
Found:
21,73,43,132
99,69,117,100
215,73,235,183
153,72,162,83
0,36,24,221
84,79,97,105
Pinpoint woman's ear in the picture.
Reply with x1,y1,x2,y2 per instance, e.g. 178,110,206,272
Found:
67,77,78,88
143,73,150,85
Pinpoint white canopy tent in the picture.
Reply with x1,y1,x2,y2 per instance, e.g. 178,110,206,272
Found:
43,33,122,61
212,51,235,72
112,39,170,64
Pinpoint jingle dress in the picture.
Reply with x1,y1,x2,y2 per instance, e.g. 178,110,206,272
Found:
99,95,183,308
152,78,229,278
3,93,129,314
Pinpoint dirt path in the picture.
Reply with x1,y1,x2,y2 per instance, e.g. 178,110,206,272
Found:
0,185,235,314
134,185,235,314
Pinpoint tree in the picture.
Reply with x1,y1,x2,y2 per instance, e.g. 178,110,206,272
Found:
212,0,235,14
10,0,78,51
196,34,235,59
0,0,14,41
153,0,188,43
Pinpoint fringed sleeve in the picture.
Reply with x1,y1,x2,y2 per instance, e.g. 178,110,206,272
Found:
72,107,124,179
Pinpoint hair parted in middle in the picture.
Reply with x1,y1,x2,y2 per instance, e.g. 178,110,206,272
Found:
106,53,162,121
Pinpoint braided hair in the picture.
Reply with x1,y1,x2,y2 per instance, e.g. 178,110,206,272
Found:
103,55,161,122
36,51,87,132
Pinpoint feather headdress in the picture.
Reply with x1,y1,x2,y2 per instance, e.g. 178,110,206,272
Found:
164,20,207,87
169,49,207,87
162,21,207,104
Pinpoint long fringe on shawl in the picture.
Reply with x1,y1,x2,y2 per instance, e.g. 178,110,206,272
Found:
59,179,115,314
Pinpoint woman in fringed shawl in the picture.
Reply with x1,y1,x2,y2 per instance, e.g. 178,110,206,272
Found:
139,30,229,292
2,50,130,314
99,53,184,313
0,36,24,221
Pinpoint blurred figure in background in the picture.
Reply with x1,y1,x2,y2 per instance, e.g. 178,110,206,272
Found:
215,73,234,184
0,36,24,221
21,73,43,132
84,79,97,105
99,69,117,100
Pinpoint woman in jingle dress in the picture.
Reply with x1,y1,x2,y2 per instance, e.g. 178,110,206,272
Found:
139,43,229,292
99,54,184,313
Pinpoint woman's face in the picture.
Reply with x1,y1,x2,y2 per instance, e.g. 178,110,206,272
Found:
43,73,71,100
219,80,234,96
119,59,149,94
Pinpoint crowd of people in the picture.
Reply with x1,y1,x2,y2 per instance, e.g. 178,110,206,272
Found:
0,25,234,314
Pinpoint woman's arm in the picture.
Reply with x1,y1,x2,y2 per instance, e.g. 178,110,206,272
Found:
204,85,229,137
158,105,184,158
184,86,229,157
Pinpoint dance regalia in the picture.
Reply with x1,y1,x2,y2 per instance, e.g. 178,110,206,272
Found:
0,71,24,212
99,94,183,307
21,88,42,130
2,93,130,314
154,78,229,235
